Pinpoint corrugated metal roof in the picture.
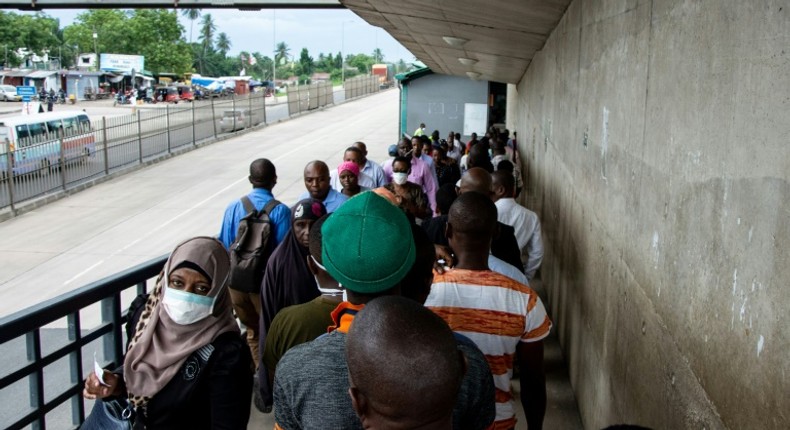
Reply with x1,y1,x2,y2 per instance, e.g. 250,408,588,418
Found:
26,70,58,78
2,70,32,77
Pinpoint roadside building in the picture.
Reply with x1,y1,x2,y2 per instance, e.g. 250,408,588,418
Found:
24,70,59,92
396,66,506,141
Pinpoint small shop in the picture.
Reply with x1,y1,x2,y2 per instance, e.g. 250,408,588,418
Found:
0,70,32,87
24,70,59,92
63,71,104,100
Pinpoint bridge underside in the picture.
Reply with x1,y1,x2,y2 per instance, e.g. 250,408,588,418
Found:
341,0,571,84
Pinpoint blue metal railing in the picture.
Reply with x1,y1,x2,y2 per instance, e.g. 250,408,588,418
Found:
0,255,167,430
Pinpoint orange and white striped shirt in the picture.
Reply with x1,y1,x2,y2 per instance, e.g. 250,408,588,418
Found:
425,269,552,429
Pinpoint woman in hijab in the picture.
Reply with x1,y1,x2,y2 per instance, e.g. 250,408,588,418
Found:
337,161,368,197
259,198,327,344
82,237,252,429
255,198,327,407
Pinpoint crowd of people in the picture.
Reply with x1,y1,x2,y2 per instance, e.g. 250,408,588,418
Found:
82,124,551,430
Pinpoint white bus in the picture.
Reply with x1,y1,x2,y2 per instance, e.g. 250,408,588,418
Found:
0,111,96,178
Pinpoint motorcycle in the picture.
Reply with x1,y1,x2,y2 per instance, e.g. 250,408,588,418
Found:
113,92,132,106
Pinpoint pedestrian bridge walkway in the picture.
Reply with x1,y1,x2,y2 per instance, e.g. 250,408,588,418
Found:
0,89,582,429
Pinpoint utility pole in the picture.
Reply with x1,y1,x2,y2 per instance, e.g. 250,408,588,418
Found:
92,29,98,71
272,9,276,100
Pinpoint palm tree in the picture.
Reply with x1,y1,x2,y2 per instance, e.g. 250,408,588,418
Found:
197,13,216,74
199,13,216,51
216,32,231,56
372,48,384,63
275,41,290,65
181,9,201,43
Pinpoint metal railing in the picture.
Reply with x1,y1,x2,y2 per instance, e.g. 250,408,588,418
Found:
0,255,167,430
1,76,382,214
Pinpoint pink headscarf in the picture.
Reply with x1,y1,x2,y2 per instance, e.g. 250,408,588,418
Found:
338,161,360,177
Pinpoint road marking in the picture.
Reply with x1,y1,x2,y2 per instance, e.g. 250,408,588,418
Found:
63,259,105,286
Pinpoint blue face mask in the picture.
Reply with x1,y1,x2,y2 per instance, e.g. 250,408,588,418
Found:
162,285,215,325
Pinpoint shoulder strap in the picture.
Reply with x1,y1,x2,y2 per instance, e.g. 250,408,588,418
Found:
240,196,256,215
261,199,280,216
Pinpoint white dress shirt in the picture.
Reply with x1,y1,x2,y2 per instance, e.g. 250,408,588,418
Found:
494,198,543,280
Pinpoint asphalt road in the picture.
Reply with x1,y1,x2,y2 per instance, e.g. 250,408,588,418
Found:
0,88,398,319
0,89,345,209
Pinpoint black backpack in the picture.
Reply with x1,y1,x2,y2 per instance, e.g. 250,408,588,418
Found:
228,196,280,293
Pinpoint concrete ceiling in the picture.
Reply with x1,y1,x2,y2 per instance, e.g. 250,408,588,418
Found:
341,0,571,84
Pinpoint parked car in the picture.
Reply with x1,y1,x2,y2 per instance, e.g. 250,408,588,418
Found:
220,109,254,132
0,85,22,102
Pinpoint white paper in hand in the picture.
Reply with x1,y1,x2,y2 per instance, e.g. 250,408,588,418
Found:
93,352,109,387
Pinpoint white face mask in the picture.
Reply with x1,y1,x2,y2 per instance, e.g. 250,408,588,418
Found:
392,172,409,185
311,255,345,299
162,285,215,325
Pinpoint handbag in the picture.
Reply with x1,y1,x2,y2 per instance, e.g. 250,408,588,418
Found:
81,398,133,430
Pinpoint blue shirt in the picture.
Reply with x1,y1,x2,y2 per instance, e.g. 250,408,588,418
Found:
298,188,348,213
218,188,292,249
362,159,388,188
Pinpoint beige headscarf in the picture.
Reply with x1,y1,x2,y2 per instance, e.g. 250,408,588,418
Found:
124,236,239,405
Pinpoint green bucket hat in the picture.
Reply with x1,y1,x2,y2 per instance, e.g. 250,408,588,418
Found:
321,191,416,294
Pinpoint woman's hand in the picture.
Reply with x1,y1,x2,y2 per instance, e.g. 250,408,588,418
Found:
83,370,122,400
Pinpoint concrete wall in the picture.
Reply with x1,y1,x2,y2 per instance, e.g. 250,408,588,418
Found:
404,74,487,140
507,0,789,428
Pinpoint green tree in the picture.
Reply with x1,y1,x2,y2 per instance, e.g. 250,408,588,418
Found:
216,32,231,56
251,54,274,80
199,13,216,50
197,13,216,74
181,8,201,44
347,53,375,73
298,47,314,77
127,10,191,74
275,41,290,66
0,12,68,67
396,59,407,74
63,10,132,57
62,10,191,74
372,48,383,63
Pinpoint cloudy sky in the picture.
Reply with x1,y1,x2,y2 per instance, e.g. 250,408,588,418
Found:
32,8,414,62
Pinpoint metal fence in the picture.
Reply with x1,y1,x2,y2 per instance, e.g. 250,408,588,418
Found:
0,255,167,430
0,77,381,214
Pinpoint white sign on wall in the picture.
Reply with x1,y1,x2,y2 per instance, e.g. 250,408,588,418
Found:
100,54,145,74
463,103,487,136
